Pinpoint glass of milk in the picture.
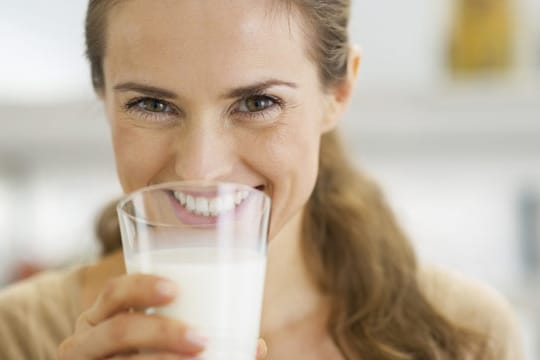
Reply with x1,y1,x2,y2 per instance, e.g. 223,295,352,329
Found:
117,181,271,360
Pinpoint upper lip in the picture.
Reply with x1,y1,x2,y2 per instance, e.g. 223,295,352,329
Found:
155,182,266,195
169,185,265,196
152,180,265,189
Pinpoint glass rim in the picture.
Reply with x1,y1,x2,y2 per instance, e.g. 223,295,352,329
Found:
116,180,271,226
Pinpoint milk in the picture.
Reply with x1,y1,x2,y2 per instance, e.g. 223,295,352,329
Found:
126,247,266,360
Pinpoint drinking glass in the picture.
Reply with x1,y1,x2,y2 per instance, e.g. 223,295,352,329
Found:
117,181,271,359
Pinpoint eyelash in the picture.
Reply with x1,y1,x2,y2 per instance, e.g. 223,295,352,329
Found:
232,93,284,123
122,93,285,124
123,97,178,122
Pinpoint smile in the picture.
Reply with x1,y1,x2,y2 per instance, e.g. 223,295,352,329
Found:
173,190,250,217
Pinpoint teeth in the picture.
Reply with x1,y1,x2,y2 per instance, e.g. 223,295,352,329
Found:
173,190,251,217
209,198,219,216
234,190,250,204
222,194,235,212
195,197,209,216
176,191,187,205
186,195,195,212
235,191,243,205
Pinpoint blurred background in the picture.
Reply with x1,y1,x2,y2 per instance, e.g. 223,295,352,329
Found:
0,0,539,358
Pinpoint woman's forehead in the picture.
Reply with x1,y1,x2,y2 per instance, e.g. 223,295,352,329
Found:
103,0,314,94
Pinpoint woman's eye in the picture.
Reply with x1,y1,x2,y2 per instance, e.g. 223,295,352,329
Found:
135,98,172,113
123,97,178,126
239,95,276,112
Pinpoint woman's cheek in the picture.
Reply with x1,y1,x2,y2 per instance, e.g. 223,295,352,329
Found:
251,123,320,233
112,123,174,192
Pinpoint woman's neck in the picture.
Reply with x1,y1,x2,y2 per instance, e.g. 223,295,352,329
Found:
260,209,325,337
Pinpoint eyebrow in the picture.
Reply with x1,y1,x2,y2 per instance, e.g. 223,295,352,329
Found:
113,82,178,99
221,79,298,99
113,79,298,100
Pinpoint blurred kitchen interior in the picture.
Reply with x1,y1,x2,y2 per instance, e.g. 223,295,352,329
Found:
0,0,539,358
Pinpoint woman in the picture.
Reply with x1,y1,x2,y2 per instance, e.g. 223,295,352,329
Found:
0,0,523,359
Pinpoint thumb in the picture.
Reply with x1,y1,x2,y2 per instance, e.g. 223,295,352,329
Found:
256,338,268,359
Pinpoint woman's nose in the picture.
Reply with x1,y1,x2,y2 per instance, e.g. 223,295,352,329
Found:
173,123,235,181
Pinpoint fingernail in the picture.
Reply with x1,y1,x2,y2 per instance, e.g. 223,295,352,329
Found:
257,339,268,358
185,329,208,348
155,280,177,297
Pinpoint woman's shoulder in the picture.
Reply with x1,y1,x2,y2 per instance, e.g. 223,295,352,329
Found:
1,265,76,294
0,266,85,359
0,266,84,312
418,264,524,359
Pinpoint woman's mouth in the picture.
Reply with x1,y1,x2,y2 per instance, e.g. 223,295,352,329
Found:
166,184,267,225
172,189,251,217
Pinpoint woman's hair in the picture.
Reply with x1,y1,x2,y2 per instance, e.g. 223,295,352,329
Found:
94,198,122,255
87,1,488,358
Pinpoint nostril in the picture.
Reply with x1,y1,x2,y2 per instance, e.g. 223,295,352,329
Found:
255,185,265,192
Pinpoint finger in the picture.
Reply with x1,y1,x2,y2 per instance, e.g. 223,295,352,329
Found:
79,312,207,358
256,338,268,359
85,274,177,326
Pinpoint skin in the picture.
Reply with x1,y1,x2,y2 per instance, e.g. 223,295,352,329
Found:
59,0,360,358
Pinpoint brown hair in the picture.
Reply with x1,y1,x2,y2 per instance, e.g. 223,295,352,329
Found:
94,198,122,255
87,1,487,358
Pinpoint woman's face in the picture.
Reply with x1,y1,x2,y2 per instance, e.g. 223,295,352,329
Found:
102,0,342,239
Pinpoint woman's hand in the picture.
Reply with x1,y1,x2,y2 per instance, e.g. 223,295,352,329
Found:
58,274,267,359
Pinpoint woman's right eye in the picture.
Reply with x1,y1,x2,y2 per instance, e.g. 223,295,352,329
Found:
122,97,180,126
126,97,175,114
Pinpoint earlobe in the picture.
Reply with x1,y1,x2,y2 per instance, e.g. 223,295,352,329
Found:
321,44,362,133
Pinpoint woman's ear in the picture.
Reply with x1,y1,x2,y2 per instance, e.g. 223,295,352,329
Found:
321,44,361,133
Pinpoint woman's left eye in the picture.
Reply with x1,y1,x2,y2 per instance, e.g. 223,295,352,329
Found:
237,95,277,113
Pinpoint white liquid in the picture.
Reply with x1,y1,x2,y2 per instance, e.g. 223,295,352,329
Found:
126,248,266,360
